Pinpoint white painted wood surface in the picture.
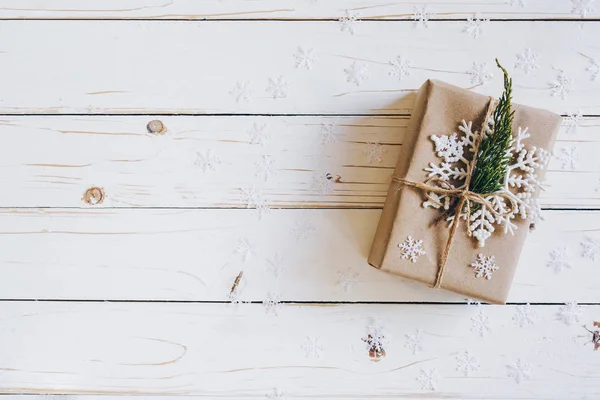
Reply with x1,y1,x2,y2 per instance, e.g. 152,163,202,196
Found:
0,0,598,20
0,302,599,398
1,116,597,208
0,208,598,303
1,2,599,399
0,21,598,115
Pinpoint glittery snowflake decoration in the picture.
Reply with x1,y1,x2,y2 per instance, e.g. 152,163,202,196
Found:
513,303,536,328
464,14,489,38
507,358,532,384
468,61,494,86
320,122,339,144
563,110,583,135
339,10,359,35
247,122,270,145
337,269,359,292
471,309,491,337
195,149,221,172
404,329,423,355
364,141,386,163
290,218,316,241
236,238,255,262
456,351,480,376
423,119,551,247
470,254,499,280
587,58,599,81
417,368,439,391
412,5,431,28
302,336,325,359
230,81,252,103
255,155,276,182
581,236,600,261
294,46,317,70
240,185,270,219
398,236,426,262
557,301,582,325
546,247,573,273
556,146,578,170
549,71,574,100
266,75,289,99
263,292,282,315
266,253,284,277
344,61,369,86
571,0,595,17
514,48,540,75
389,56,412,81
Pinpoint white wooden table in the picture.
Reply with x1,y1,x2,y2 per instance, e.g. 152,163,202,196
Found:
1,1,599,399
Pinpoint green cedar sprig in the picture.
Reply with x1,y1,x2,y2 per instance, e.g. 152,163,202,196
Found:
468,59,515,195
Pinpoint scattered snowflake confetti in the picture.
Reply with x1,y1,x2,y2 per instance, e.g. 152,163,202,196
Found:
236,238,255,262
230,81,252,103
549,71,574,100
471,309,491,337
456,351,480,376
513,303,536,328
247,122,270,146
412,5,431,28
404,329,423,355
417,368,439,391
557,301,582,325
344,61,369,86
581,236,600,261
337,269,359,292
195,149,221,172
339,10,360,35
311,172,334,195
266,387,287,399
546,247,573,273
240,185,270,219
587,58,599,81
266,253,285,277
290,219,316,241
255,155,276,182
263,292,282,315
266,75,289,99
364,141,386,164
507,358,532,384
464,14,489,38
556,146,578,170
362,323,388,359
398,236,426,262
389,56,412,81
468,61,494,86
571,0,595,17
320,122,339,144
302,336,325,359
294,46,318,70
563,111,583,135
514,48,540,75
510,0,526,6
470,254,499,280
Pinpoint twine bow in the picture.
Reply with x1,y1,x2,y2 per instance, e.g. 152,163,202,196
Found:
393,97,518,289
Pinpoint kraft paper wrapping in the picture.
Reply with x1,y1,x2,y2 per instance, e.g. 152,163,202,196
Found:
368,79,562,304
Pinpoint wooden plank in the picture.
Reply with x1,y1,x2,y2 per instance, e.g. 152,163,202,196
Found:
1,208,598,303
0,21,598,115
0,302,598,398
1,116,598,208
0,0,599,20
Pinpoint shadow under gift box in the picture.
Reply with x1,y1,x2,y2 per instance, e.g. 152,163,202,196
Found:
368,79,562,304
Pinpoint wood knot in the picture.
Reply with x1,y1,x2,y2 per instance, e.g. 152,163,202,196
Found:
83,187,105,205
147,120,166,135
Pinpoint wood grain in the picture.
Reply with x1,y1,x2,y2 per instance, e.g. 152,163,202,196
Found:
0,21,598,115
1,116,597,208
0,0,598,20
1,208,598,303
1,302,598,398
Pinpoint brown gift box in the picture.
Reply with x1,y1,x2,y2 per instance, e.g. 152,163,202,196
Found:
368,79,562,304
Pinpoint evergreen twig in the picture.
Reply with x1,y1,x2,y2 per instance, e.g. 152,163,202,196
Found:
469,59,514,194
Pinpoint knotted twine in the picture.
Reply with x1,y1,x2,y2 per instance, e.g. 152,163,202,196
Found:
392,97,519,289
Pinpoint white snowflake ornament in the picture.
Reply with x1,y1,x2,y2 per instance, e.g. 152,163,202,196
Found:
471,309,491,337
294,47,317,70
290,219,316,241
563,111,583,135
464,14,489,38
263,292,282,315
417,368,439,391
556,146,578,170
195,149,221,172
549,71,574,100
344,61,369,86
255,155,276,182
302,336,324,359
240,185,270,219
470,254,499,280
546,247,573,273
513,303,536,328
230,81,252,103
247,122,270,146
456,351,480,376
266,75,288,99
398,236,426,262
320,122,338,144
412,5,431,28
404,329,423,355
236,238,254,262
339,10,359,35
337,269,359,293
507,358,532,384
515,48,540,75
571,0,595,17
557,301,582,325
266,253,285,277
389,56,412,81
468,62,494,86
581,236,600,261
